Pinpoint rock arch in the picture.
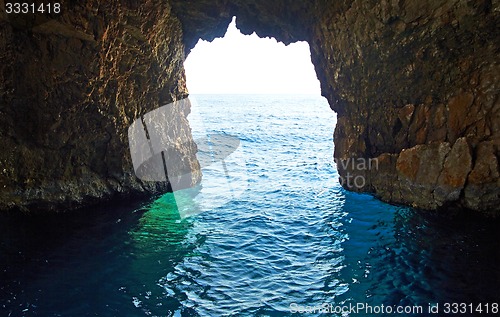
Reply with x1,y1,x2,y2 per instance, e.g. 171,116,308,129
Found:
0,0,498,213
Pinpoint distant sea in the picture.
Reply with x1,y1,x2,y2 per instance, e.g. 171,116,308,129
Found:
1,94,499,316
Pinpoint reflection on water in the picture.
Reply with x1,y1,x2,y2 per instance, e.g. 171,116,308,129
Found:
126,194,196,316
1,190,498,316
337,192,500,315
1,95,499,316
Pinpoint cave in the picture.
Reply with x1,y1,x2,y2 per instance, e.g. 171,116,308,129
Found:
0,0,498,214
184,17,321,95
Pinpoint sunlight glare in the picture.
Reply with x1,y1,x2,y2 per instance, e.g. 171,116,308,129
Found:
184,17,321,94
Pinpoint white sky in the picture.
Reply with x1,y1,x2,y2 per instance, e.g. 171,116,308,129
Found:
184,18,321,94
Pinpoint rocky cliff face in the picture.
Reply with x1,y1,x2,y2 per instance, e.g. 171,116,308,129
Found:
311,0,499,213
172,0,499,214
0,0,200,212
0,0,498,213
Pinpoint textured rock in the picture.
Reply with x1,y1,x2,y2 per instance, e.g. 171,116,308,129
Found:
464,139,500,213
0,0,498,214
435,137,472,205
171,0,499,213
0,0,200,212
396,142,451,209
310,0,499,213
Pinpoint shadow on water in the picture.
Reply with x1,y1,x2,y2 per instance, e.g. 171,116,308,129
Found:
337,191,500,316
0,194,197,317
1,188,499,317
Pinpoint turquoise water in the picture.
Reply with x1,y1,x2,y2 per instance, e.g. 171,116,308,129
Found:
1,95,499,316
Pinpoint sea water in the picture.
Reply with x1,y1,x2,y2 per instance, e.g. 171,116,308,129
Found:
1,95,499,316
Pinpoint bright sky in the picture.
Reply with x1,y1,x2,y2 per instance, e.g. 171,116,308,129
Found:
184,18,321,94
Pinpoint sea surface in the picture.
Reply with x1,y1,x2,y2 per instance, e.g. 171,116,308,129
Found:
1,94,499,316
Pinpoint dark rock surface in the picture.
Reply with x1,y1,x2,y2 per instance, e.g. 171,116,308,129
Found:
0,0,201,212
310,0,499,213
0,0,498,213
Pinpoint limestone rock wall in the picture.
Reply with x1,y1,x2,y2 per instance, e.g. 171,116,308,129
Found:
0,0,200,212
309,0,499,212
171,0,499,213
0,0,498,213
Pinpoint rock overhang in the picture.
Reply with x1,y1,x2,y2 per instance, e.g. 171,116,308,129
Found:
0,0,498,214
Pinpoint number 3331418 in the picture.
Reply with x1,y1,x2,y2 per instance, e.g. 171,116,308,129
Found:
5,3,61,14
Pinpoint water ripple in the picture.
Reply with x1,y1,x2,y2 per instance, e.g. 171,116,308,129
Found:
1,95,499,316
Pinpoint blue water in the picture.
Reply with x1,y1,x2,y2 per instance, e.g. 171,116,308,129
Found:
1,95,499,316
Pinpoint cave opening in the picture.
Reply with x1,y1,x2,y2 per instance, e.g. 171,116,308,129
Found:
181,17,337,211
184,17,321,95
